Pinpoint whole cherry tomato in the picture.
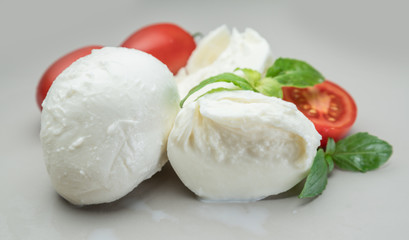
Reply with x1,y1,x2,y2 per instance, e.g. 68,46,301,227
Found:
282,80,357,146
36,45,103,110
121,23,196,75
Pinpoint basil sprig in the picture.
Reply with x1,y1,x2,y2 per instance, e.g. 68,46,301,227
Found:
299,133,393,199
299,149,328,198
265,58,324,87
179,73,257,107
178,57,392,200
180,58,324,107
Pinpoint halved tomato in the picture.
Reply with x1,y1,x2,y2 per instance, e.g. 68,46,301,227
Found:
282,80,357,146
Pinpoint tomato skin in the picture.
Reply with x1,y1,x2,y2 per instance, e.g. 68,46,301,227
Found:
121,23,196,75
36,45,103,110
282,80,357,147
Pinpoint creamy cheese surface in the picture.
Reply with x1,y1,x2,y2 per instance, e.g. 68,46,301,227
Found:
40,47,180,205
175,25,274,103
167,91,321,201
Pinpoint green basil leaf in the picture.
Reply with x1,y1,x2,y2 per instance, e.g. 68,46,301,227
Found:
324,138,335,172
325,138,336,155
325,155,334,173
265,58,325,87
299,149,328,198
195,87,241,100
255,77,283,98
235,68,261,87
179,73,255,107
333,132,393,172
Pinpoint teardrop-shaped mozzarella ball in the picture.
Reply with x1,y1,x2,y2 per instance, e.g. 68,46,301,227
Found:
167,91,321,201
175,25,274,104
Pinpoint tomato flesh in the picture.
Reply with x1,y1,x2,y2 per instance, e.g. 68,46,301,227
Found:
36,45,103,110
121,23,196,75
282,80,357,146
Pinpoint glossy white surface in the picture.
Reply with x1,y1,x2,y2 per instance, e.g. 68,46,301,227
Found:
1,0,408,239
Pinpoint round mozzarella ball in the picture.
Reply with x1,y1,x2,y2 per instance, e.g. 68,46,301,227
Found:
167,91,321,201
40,47,179,205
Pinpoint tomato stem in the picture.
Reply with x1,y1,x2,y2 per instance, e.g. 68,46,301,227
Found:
192,32,203,41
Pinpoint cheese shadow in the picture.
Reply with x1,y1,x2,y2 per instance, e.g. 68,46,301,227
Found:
56,162,193,213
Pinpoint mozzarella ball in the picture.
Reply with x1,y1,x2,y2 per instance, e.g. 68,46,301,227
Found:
40,47,179,205
167,91,321,201
175,25,274,103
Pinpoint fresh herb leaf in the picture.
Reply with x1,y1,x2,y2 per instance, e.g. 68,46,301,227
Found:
179,73,255,107
235,68,261,87
265,58,325,87
254,77,283,98
179,58,325,107
300,133,393,198
299,149,328,198
332,132,393,172
325,155,334,173
195,87,241,100
325,138,336,155
236,68,284,97
325,138,336,173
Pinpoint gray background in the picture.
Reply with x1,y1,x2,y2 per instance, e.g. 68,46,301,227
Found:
1,0,408,239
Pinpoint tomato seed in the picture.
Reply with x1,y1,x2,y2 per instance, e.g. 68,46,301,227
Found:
302,104,310,110
292,93,300,99
308,109,318,117
330,103,339,111
329,111,339,118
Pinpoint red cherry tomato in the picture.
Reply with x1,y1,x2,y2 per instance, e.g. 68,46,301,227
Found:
282,80,357,146
36,45,103,110
121,23,196,75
